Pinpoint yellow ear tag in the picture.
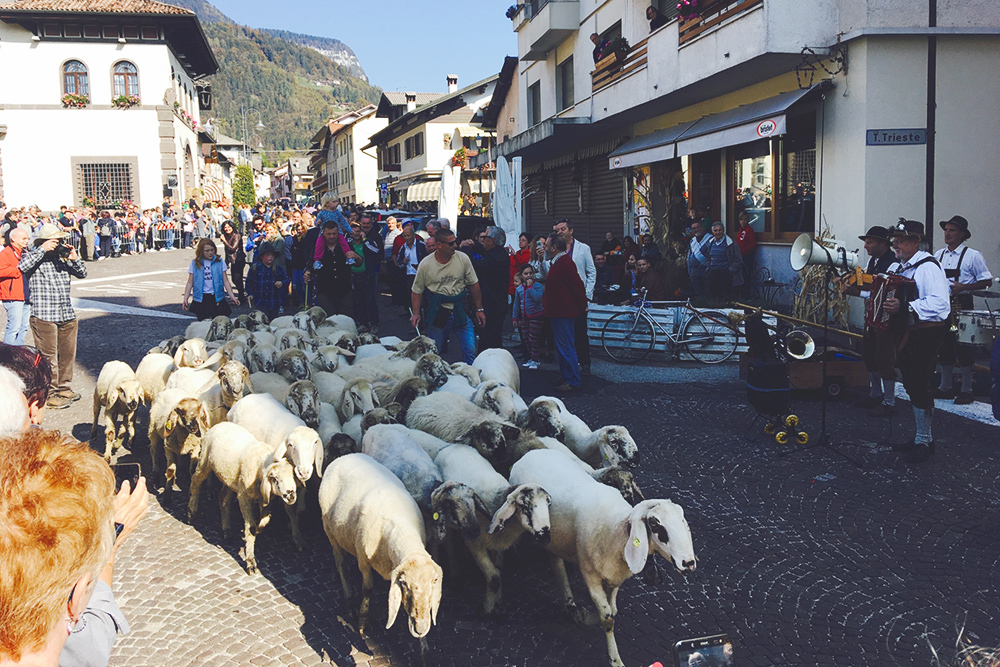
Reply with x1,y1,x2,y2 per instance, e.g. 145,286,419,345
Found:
165,419,174,431
633,537,641,547
432,512,440,520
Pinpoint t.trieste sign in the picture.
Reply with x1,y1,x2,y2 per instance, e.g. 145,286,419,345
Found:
866,129,927,146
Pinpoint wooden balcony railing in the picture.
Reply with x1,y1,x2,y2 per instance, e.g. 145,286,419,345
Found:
678,0,763,46
592,37,648,93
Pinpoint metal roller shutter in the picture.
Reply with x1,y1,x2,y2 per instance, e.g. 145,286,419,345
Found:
587,159,624,248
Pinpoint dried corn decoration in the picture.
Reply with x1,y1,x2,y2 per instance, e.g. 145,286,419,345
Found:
792,227,851,329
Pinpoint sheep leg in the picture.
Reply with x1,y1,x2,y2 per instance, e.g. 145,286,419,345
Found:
237,493,260,575
148,430,164,485
219,488,235,539
284,492,307,551
89,391,101,441
103,410,118,461
467,542,503,616
326,537,356,618
584,578,624,667
124,411,136,448
163,448,178,500
551,556,597,627
256,503,272,533
357,560,374,636
418,636,434,667
187,458,211,521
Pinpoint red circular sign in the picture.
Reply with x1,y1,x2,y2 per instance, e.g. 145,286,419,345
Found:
756,119,778,137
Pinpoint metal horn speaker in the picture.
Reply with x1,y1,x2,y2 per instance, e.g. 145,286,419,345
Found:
790,233,860,272
785,329,816,360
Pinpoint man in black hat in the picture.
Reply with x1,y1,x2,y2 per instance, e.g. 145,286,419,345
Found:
883,220,951,463
932,215,994,405
837,226,900,416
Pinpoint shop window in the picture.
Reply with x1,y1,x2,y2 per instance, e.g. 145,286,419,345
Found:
732,139,772,235
777,112,817,236
556,56,574,112
527,82,541,127
62,60,89,97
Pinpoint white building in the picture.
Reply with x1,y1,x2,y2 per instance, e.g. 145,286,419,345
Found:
0,0,218,211
478,0,1000,296
309,104,387,206
367,76,498,210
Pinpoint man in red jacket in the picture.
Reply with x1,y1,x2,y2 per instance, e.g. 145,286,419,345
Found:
0,228,30,345
543,233,587,393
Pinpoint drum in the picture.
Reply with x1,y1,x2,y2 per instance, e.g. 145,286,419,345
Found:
955,310,1000,346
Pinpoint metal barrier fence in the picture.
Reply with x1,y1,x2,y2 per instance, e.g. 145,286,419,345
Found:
151,224,179,250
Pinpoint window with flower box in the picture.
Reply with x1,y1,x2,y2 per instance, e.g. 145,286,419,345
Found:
113,61,139,97
62,60,89,97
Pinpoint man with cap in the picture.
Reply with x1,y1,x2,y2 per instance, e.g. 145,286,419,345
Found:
883,220,951,463
932,215,994,405
837,226,900,416
17,222,86,409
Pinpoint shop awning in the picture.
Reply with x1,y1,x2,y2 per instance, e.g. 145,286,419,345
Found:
203,181,224,202
406,180,441,202
609,81,833,169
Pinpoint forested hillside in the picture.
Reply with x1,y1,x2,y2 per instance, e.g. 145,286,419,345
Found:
167,0,381,154
262,29,367,81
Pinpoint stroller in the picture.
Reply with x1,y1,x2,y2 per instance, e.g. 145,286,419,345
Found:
744,312,808,445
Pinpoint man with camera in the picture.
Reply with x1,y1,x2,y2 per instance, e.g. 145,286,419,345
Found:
18,223,86,410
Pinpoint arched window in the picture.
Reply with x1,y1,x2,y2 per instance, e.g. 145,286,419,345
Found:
62,60,89,96
113,61,139,97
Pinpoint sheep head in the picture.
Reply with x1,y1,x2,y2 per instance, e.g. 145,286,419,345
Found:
166,398,210,456
220,340,250,368
430,481,483,542
248,309,270,328
593,467,645,505
291,311,316,336
262,458,298,506
218,361,252,407
596,426,640,468
392,377,428,414
360,406,399,436
114,379,144,414
414,353,448,390
162,335,186,358
286,380,321,429
232,315,252,332
474,380,519,424
283,426,324,483
276,349,312,383
207,315,233,342
488,484,551,544
251,345,277,374
306,306,328,328
458,422,511,461
625,500,696,576
358,332,380,346
339,379,378,422
324,433,357,468
174,339,209,368
395,335,437,361
386,553,442,638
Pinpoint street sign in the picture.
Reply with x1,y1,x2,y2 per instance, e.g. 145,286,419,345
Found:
866,128,927,146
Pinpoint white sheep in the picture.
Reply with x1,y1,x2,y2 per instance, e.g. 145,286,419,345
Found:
250,330,277,348
472,379,528,424
437,374,477,400
275,348,312,382
379,335,403,348
197,339,250,371
353,343,390,361
184,320,211,341
135,352,175,404
278,328,309,352
434,443,552,615
320,313,358,335
529,396,639,468
311,345,353,372
165,366,217,393
227,328,253,346
174,338,210,368
90,360,144,461
248,372,292,403
188,422,299,575
148,388,210,499
337,377,379,423
317,401,343,449
250,343,278,373
510,449,696,667
197,361,253,426
285,380,321,429
406,391,519,463
472,348,519,394
267,314,296,331
312,370,347,405
318,453,442,665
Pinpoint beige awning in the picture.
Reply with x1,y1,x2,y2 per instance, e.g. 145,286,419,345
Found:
406,180,441,202
203,181,224,201
463,176,490,194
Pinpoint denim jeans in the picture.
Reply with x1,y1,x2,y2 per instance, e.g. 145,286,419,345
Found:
428,310,476,364
2,300,30,345
550,317,580,387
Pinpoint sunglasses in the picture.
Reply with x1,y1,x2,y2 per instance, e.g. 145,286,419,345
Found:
444,240,458,246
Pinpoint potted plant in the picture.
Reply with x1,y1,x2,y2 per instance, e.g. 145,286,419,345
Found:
606,35,631,58
451,147,467,168
61,93,89,108
112,94,140,109
677,0,702,21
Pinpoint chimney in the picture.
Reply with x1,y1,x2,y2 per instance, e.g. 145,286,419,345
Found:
447,75,458,94
405,92,417,112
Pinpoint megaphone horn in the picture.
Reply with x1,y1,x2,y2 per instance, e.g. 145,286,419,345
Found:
790,233,860,272
785,329,815,360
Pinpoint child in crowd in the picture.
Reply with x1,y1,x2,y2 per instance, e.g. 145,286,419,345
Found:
512,263,545,369
247,242,287,321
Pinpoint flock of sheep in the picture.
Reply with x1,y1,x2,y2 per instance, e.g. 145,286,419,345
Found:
89,306,697,667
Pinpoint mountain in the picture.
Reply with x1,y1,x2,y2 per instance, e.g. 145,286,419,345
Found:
167,0,381,155
263,29,368,82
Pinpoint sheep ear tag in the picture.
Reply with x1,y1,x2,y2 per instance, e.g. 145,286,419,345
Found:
432,512,440,521
165,418,174,432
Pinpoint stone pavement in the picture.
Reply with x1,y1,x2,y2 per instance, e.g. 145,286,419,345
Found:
30,251,1000,667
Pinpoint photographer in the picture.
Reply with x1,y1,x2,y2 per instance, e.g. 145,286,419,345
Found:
18,223,86,410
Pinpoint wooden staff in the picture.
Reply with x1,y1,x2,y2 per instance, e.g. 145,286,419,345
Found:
731,301,864,341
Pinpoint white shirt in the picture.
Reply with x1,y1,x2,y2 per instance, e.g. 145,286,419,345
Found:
895,250,951,323
934,244,993,285
402,242,419,275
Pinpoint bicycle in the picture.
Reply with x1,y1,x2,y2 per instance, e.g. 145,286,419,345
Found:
600,288,740,364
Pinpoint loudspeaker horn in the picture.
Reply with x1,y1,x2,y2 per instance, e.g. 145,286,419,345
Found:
790,233,860,272
785,329,815,360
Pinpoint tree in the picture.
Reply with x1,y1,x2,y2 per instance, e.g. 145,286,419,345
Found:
232,164,256,208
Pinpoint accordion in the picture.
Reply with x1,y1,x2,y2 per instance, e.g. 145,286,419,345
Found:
866,273,916,331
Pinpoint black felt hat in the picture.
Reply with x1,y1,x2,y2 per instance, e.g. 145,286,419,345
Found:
938,215,971,240
889,219,926,239
858,226,891,242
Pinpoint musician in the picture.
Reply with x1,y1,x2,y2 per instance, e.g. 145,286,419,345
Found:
932,215,994,405
837,226,900,417
883,220,951,463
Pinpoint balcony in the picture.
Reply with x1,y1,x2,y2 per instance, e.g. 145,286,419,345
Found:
592,38,648,93
520,0,579,61
678,0,763,46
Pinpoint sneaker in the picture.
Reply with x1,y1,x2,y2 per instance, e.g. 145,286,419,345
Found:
905,441,935,463
954,391,975,405
522,360,539,370
854,396,883,409
933,387,956,399
45,395,72,410
553,382,579,394
867,403,893,418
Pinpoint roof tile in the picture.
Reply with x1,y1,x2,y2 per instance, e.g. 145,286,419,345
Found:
0,0,193,15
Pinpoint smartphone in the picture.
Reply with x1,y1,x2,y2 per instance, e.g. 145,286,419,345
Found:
673,634,733,667
111,462,141,491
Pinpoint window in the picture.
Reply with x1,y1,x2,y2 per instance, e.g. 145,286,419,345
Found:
732,140,772,235
413,132,424,157
113,61,139,97
404,137,412,160
103,25,118,39
83,25,100,38
141,26,159,40
63,25,81,38
527,81,541,127
122,26,139,40
556,56,574,112
43,24,61,37
654,0,679,22
79,162,134,204
62,60,89,97
776,113,817,236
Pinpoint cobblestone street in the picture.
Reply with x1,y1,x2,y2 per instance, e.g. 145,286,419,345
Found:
32,252,1000,667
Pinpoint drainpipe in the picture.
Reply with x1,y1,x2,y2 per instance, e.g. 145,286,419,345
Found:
925,0,937,248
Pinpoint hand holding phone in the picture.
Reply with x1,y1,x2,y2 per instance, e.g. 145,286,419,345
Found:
673,634,733,667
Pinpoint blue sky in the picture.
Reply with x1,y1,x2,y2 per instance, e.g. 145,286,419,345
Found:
209,0,518,93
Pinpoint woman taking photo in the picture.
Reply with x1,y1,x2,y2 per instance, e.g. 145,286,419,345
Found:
182,238,239,320
219,220,246,305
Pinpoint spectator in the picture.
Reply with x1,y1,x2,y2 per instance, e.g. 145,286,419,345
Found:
96,211,113,261
182,239,239,321
263,222,287,274
600,231,622,263
736,211,757,296
590,32,609,64
512,263,545,369
543,234,587,393
0,342,53,426
396,223,427,309
0,428,148,667
247,242,287,322
687,220,711,298
244,216,267,263
509,232,533,297
704,221,743,304
1,228,31,345
351,215,383,335
18,224,85,410
635,257,667,301
219,220,246,305
647,5,669,30
639,234,663,266
79,210,96,261
316,199,351,237
305,220,354,317
410,228,486,364
552,219,596,376
594,253,615,290
461,226,510,351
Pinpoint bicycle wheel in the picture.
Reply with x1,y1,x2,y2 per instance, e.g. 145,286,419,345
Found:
601,311,655,364
681,310,739,364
